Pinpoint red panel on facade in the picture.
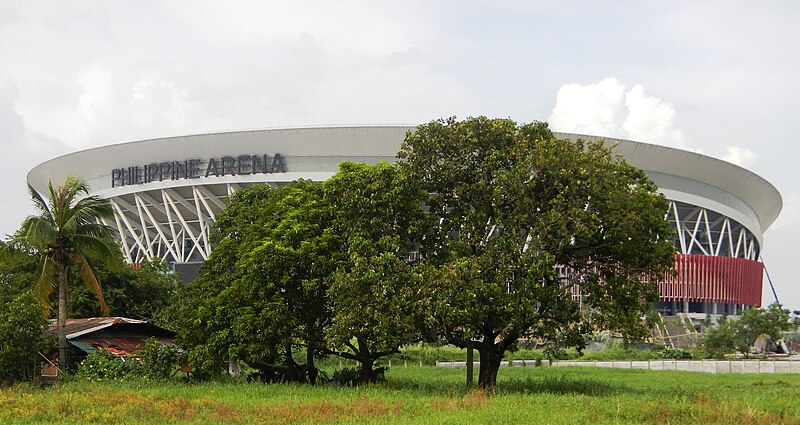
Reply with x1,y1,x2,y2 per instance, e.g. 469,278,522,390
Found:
663,254,763,306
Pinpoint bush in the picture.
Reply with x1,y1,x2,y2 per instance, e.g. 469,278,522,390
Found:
133,338,180,380
654,347,693,359
76,350,131,381
0,290,47,385
76,339,180,382
330,366,386,386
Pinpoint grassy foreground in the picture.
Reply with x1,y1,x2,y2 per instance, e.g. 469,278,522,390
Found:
2,366,799,424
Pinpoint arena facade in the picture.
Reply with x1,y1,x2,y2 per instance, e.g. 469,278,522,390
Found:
28,126,782,316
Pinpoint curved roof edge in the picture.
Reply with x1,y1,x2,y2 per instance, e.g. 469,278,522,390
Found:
554,132,782,232
28,126,782,234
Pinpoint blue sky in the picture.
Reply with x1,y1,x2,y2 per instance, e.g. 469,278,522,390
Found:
1,1,798,308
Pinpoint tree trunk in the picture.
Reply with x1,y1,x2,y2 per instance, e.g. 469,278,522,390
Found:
360,357,375,384
477,344,503,389
58,265,68,373
355,337,377,384
306,347,318,385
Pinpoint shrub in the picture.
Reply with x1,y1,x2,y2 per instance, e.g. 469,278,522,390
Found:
76,350,131,381
0,290,48,385
133,338,180,380
655,347,693,359
330,366,386,386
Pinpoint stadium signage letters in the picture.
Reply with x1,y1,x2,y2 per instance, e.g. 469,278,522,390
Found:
111,154,286,187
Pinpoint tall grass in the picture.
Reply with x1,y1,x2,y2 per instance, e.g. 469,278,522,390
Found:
2,367,800,424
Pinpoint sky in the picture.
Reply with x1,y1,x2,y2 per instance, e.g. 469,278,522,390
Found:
1,1,798,308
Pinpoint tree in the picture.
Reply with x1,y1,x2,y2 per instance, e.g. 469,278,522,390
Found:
703,317,738,358
703,304,792,358
170,180,340,383
323,162,429,383
171,163,430,385
68,259,179,323
398,117,675,387
0,241,48,384
12,176,122,370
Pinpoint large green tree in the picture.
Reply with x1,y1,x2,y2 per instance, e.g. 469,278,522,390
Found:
12,176,122,370
398,117,675,387
172,163,430,384
324,162,430,383
170,180,339,383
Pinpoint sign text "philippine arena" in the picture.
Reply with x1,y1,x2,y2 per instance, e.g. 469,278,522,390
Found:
111,154,286,187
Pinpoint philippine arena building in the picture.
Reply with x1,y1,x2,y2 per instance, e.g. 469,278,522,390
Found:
27,126,782,317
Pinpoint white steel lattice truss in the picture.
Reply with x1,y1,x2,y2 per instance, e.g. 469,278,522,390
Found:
667,200,758,260
103,183,248,264
105,186,760,265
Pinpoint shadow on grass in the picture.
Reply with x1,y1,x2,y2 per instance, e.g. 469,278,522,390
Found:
498,376,624,396
382,373,629,397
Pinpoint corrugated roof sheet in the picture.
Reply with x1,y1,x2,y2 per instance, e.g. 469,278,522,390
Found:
45,317,148,339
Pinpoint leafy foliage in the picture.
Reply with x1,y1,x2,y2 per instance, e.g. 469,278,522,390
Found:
76,349,131,381
398,117,676,387
324,162,430,383
68,260,179,323
654,347,693,359
703,303,792,358
75,339,180,382
133,338,180,380
171,163,430,384
0,287,48,384
0,241,49,385
169,180,339,382
703,318,738,358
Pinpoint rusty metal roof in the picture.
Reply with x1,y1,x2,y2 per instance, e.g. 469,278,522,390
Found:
45,317,149,339
45,317,174,358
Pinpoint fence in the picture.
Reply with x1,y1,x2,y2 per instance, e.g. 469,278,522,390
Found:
436,359,800,374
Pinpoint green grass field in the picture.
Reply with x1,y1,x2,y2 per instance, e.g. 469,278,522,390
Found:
2,366,799,424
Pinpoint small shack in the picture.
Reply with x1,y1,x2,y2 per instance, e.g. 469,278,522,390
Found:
41,317,174,378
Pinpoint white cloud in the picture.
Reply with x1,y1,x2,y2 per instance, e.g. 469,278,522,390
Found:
548,77,626,138
721,145,758,167
622,84,685,147
548,77,688,149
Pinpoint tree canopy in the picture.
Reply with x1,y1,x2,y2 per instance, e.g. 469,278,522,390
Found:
398,117,676,387
704,303,792,358
172,163,431,384
170,180,340,382
68,259,179,324
323,162,430,383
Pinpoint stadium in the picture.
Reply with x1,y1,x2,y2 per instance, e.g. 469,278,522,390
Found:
27,126,782,317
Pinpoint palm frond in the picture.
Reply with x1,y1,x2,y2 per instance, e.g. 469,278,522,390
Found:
13,216,56,251
72,232,123,269
27,183,53,220
33,256,58,316
72,252,109,316
64,196,114,231
61,176,90,212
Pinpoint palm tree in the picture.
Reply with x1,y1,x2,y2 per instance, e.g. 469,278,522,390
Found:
13,176,121,371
